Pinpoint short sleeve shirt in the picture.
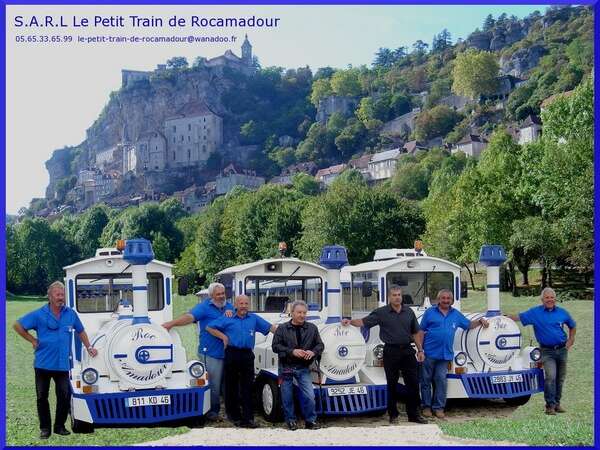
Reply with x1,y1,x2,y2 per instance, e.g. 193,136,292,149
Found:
362,305,420,345
420,306,471,361
18,304,84,371
189,299,235,359
519,305,576,347
207,313,271,349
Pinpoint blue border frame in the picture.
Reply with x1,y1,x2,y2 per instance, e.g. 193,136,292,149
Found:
1,1,598,449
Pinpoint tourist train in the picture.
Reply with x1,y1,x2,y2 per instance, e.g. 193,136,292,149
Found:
214,242,544,420
65,239,209,433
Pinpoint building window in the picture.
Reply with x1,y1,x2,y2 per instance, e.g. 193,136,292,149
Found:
172,137,176,144
188,123,191,131
173,151,176,160
204,135,207,140
173,125,176,132
180,135,184,142
202,145,206,152
188,135,191,142
188,149,191,159
203,117,206,122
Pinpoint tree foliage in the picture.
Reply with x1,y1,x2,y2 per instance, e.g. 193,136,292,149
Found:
452,49,499,99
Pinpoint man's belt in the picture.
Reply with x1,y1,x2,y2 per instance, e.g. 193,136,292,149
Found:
540,343,566,350
384,343,413,349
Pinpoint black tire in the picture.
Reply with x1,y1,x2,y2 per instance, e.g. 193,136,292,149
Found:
258,377,283,422
504,395,531,406
71,416,94,434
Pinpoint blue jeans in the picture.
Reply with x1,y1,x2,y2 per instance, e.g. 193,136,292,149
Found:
420,357,449,411
204,355,224,416
280,367,317,423
541,347,568,407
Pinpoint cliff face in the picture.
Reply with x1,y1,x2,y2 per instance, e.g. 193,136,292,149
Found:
45,66,242,200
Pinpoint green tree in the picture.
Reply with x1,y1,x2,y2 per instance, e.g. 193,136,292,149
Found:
330,68,362,97
291,173,320,196
166,56,188,69
310,78,333,107
414,105,461,141
452,49,499,99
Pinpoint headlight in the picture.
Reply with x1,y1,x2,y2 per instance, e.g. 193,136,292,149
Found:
373,344,384,360
530,348,541,362
454,352,467,367
189,362,205,378
82,368,99,385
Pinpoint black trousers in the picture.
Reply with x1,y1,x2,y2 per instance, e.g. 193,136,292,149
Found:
383,346,421,419
35,368,71,431
224,347,255,424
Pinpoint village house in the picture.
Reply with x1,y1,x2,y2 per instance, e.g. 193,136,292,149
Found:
451,134,488,158
368,148,401,181
518,115,543,144
315,163,347,186
215,164,265,195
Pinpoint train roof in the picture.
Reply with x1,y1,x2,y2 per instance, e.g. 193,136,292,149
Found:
63,254,173,271
341,255,461,273
216,257,327,276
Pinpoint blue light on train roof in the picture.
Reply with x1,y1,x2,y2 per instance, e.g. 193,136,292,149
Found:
319,245,349,269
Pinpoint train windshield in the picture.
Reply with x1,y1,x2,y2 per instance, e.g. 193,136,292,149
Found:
75,272,165,313
347,271,380,316
386,272,454,306
244,277,322,313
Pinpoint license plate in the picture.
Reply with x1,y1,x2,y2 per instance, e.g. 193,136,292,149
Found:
125,395,171,407
491,374,523,384
327,385,367,396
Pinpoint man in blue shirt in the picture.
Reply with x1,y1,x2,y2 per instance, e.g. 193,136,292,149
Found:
207,295,277,428
162,282,233,421
13,281,97,439
508,287,576,415
420,289,488,419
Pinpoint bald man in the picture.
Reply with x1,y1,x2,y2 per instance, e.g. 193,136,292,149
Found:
207,295,277,428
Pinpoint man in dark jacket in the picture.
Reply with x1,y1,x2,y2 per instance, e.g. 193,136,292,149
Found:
272,300,324,430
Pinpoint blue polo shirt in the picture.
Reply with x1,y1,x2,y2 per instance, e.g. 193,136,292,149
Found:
420,306,471,361
519,305,576,347
189,298,234,359
18,304,84,371
207,313,271,349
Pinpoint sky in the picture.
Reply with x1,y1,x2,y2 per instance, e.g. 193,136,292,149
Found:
5,4,548,214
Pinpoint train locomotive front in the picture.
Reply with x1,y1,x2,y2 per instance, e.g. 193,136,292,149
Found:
66,239,209,432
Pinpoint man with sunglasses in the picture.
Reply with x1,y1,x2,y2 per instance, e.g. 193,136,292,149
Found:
14,281,98,440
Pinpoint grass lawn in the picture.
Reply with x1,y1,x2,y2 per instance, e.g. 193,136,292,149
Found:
5,293,594,446
441,291,594,446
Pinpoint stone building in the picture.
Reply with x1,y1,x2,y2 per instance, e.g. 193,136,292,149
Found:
368,148,401,181
215,164,265,195
518,115,542,144
316,96,359,124
315,163,347,185
164,102,223,168
451,134,488,158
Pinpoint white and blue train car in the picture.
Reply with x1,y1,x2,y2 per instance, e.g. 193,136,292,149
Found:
64,239,209,432
341,244,544,405
215,244,543,422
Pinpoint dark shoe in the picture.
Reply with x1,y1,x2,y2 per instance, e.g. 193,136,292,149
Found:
305,421,320,430
555,404,566,413
389,415,399,424
40,429,51,440
286,421,298,431
408,415,428,424
232,420,242,427
545,406,556,415
421,407,433,418
433,409,445,419
240,421,259,429
54,427,71,436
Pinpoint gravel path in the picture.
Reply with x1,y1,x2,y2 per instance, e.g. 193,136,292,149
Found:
139,423,522,447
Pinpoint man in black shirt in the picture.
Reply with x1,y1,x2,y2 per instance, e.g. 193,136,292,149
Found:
342,286,427,424
272,300,324,430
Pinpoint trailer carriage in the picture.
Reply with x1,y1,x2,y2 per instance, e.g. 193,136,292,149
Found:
65,239,210,432
215,244,544,421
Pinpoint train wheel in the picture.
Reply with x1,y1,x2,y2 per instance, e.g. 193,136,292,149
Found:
504,395,531,406
71,416,94,434
186,415,206,428
259,377,283,422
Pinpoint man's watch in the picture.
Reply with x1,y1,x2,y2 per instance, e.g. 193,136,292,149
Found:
86,346,93,352
417,350,424,353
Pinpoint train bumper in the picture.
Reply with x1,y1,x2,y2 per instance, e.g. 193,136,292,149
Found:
450,368,544,398
72,387,210,424
314,384,387,415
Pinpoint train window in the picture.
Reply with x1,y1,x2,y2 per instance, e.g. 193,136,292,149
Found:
75,272,164,313
350,272,379,314
244,276,322,313
385,272,454,306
